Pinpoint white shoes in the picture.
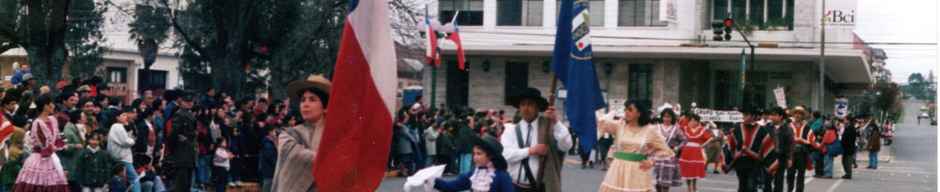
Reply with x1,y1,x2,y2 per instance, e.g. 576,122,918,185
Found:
235,181,245,187
228,182,236,187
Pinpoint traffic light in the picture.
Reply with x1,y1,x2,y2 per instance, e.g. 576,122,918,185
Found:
724,18,733,41
711,18,734,41
711,20,725,41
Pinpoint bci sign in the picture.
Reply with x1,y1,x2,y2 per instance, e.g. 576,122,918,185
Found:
823,9,856,27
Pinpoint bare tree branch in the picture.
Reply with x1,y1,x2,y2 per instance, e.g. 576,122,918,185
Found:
160,0,208,61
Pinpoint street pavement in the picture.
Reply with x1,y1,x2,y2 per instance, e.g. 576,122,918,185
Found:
378,100,937,191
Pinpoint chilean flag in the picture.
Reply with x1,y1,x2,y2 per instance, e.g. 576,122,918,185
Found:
425,9,439,67
312,0,396,191
448,19,466,70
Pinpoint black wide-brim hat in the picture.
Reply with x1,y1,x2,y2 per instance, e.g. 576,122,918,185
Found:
472,135,508,170
508,87,548,111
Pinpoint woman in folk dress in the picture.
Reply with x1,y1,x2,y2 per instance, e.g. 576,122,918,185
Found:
677,114,714,192
653,108,686,192
13,93,70,192
597,100,674,192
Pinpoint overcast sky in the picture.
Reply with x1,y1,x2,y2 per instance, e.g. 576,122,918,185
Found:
854,0,938,84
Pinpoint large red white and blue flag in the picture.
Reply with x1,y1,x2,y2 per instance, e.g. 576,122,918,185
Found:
553,0,606,154
313,0,396,191
448,16,466,70
425,8,439,67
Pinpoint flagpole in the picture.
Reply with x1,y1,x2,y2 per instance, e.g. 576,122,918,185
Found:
549,75,558,105
536,74,558,187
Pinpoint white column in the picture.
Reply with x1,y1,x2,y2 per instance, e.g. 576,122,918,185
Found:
484,0,497,30
782,0,786,17
745,0,750,19
605,0,618,28
544,0,557,28
763,0,768,22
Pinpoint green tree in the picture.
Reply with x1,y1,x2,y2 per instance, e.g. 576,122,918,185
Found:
0,0,71,88
66,0,108,80
874,83,901,120
908,73,926,99
128,0,171,91
265,0,346,99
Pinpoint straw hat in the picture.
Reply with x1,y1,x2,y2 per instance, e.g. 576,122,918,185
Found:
285,75,332,103
790,106,809,117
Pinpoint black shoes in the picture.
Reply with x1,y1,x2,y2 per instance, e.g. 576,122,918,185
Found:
841,175,852,179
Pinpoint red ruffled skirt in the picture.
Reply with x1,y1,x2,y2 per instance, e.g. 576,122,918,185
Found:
678,145,706,179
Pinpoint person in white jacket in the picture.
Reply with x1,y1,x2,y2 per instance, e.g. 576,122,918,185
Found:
109,108,140,192
424,123,441,167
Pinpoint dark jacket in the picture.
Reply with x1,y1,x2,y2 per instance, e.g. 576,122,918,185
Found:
197,121,214,156
260,136,278,178
456,125,474,154
108,176,127,192
168,107,198,168
134,121,154,155
840,123,858,154
867,122,881,152
433,168,513,192
230,132,247,174
78,147,112,187
436,132,456,157
764,123,794,162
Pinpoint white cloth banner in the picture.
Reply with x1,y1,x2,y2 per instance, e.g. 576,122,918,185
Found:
774,87,787,108
693,109,744,123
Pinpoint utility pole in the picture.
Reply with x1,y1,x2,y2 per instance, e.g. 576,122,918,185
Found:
820,0,827,112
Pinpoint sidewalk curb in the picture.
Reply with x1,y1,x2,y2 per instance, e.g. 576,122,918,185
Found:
856,145,891,163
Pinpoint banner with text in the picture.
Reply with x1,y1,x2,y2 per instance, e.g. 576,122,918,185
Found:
693,109,744,123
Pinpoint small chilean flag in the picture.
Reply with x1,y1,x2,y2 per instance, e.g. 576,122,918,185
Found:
425,9,438,67
312,0,396,191
448,18,466,70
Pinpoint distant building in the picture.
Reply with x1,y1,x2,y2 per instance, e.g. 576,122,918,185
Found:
424,0,874,117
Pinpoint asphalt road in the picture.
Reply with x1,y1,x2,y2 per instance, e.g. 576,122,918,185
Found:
377,99,937,191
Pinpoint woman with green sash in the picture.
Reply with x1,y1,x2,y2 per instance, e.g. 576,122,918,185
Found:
598,100,675,192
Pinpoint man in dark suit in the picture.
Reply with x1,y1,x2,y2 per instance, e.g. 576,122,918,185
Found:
839,116,858,179
763,107,793,192
168,94,197,192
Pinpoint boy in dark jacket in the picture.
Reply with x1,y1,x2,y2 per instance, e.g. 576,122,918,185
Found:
436,122,458,175
763,107,793,192
79,131,112,192
260,126,278,192
109,164,128,192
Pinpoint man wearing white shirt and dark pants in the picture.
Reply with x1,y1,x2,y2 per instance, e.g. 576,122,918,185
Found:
500,88,572,192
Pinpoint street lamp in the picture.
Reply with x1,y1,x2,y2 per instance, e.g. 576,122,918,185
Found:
415,16,443,110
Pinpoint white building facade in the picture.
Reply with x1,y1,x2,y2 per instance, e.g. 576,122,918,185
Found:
425,0,873,117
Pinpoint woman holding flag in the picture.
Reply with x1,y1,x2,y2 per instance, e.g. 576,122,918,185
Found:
597,100,674,192
271,75,331,192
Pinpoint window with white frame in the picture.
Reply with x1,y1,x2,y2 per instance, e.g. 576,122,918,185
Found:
497,0,543,26
556,0,605,26
618,0,667,27
108,67,127,83
714,0,793,30
439,0,484,25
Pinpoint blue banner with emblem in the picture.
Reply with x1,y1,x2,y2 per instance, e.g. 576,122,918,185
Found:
553,0,606,154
